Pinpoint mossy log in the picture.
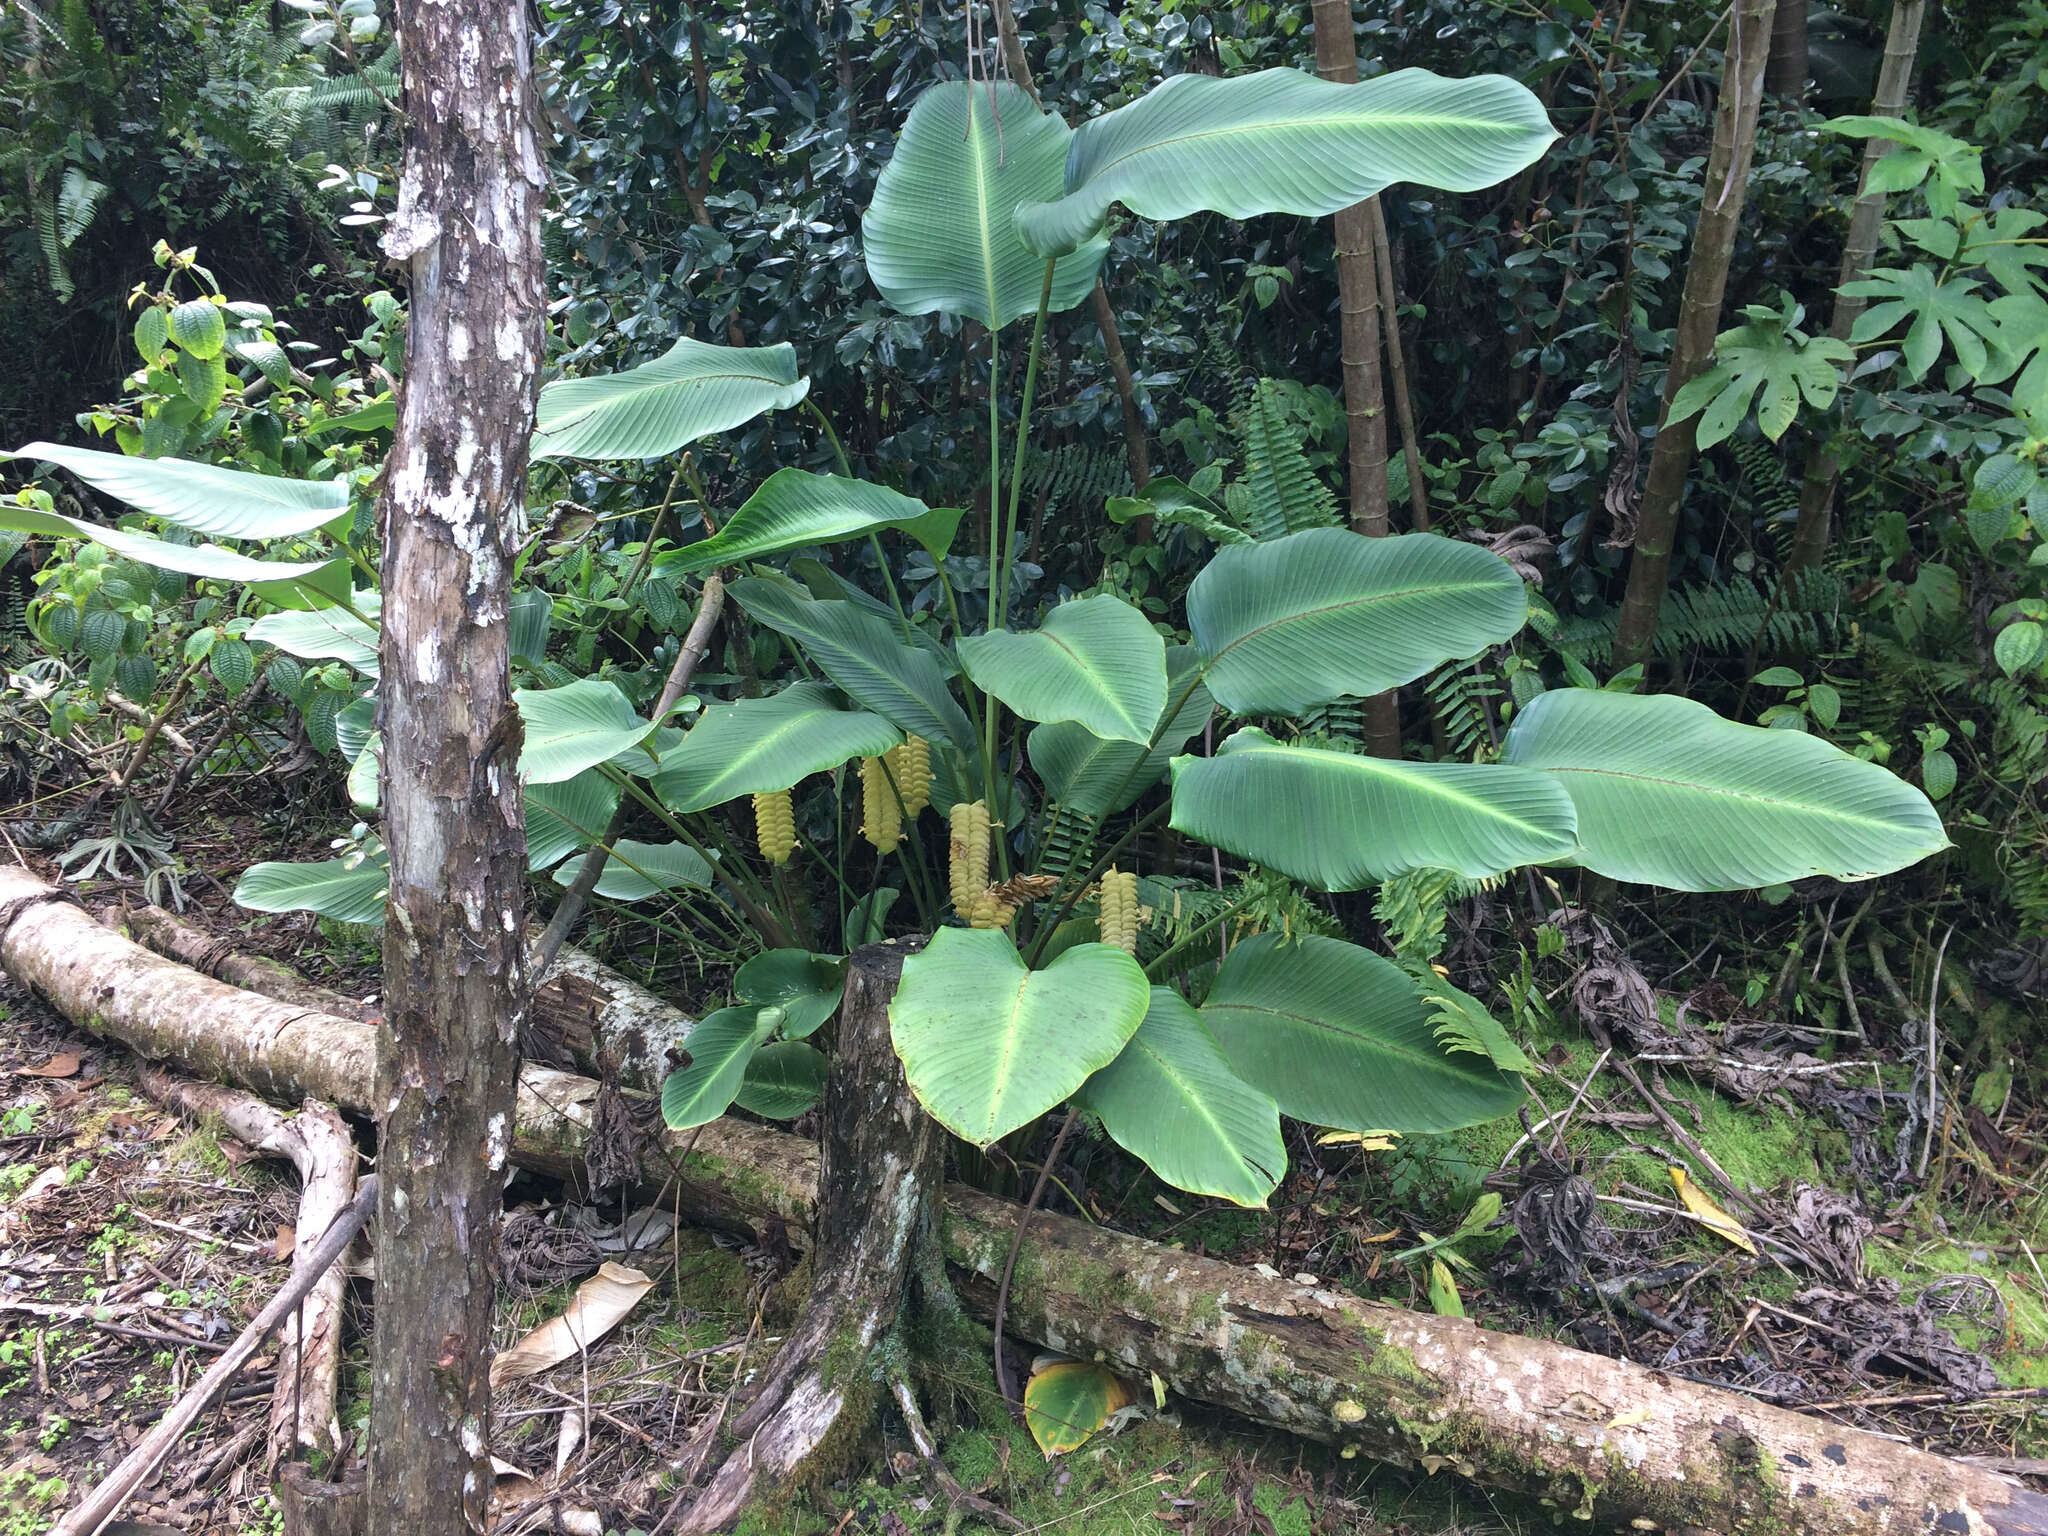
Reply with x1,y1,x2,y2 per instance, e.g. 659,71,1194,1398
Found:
3,869,2042,1536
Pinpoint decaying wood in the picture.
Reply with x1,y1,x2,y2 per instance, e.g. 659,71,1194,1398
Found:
134,1066,357,1470
119,904,370,1019
276,1464,366,1536
7,871,2045,1536
49,1180,377,1536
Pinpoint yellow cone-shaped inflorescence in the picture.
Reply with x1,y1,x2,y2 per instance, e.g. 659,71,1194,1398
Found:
948,799,991,921
970,894,1017,931
859,756,902,854
753,789,796,866
887,734,931,819
1098,867,1139,954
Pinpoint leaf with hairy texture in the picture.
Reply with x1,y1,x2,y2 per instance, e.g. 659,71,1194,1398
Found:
959,594,1166,743
2,441,348,539
862,80,1109,328
730,577,975,750
516,679,650,784
661,1005,779,1129
661,469,964,572
1030,645,1213,817
1077,988,1284,1208
889,928,1149,1146
525,770,621,871
168,298,227,359
1187,529,1527,715
551,839,713,901
1014,67,1556,259
1200,933,1523,1133
531,338,810,461
1170,728,1577,889
234,855,388,925
653,681,901,813
1500,690,1949,890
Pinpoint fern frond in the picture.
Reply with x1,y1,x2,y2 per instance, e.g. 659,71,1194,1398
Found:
1232,378,1338,539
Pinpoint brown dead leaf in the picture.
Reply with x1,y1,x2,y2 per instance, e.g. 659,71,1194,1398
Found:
275,1225,296,1262
18,1052,80,1078
490,1261,653,1387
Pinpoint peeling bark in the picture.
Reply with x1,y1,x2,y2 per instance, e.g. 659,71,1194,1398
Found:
9,872,2044,1536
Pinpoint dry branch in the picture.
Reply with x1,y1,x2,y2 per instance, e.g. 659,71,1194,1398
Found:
5,869,2044,1536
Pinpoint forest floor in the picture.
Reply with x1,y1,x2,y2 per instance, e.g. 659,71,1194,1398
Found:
1,821,2045,1533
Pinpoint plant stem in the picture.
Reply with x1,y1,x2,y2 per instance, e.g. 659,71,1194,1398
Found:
618,464,688,604
1027,800,1175,964
991,1108,1077,1408
998,259,1058,635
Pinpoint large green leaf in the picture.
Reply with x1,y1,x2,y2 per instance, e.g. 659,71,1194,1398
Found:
1014,67,1557,259
1200,934,1523,1134
735,1041,829,1119
862,80,1110,329
889,928,1149,1146
530,338,810,461
1499,690,1949,890
516,679,650,785
661,1005,778,1129
234,855,388,926
525,770,620,871
3,441,349,538
730,577,976,750
1077,988,1284,1208
551,838,713,901
1187,529,1527,715
660,470,964,573
0,506,334,583
654,681,900,812
1169,727,1578,890
959,594,1166,743
248,606,381,676
1029,645,1214,817
734,949,848,1041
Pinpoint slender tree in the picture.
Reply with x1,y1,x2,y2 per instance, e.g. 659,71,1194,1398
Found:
1784,0,1928,575
367,0,545,1529
1766,0,1808,98
1609,0,1777,672
1311,0,1402,756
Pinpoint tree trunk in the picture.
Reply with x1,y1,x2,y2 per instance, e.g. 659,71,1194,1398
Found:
1370,199,1431,533
1609,0,1778,674
1785,0,1927,576
666,940,948,1533
369,0,546,1527
1766,0,1808,97
9,876,2046,1536
1092,280,1154,495
1312,0,1402,757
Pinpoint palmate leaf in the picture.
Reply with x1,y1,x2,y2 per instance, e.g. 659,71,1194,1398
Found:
1501,690,1948,890
515,678,650,784
1186,529,1528,715
889,928,1149,1146
958,593,1166,744
1014,67,1556,259
1667,300,1855,448
2,441,348,538
1170,728,1578,890
654,681,900,813
659,469,964,573
1200,933,1523,1134
1077,988,1284,1208
1029,645,1213,818
531,338,810,461
862,80,1110,329
729,577,976,751
1843,265,2002,383
234,854,389,926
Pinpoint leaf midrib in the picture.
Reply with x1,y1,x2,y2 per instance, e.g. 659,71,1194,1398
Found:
1225,740,1569,839
1541,762,1926,833
1201,576,1511,674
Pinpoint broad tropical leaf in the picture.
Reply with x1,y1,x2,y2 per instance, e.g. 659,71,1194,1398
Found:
653,682,900,813
516,679,650,784
234,855,388,926
1014,67,1557,258
525,770,620,871
247,605,381,676
1500,690,1949,890
1666,300,1855,448
0,507,334,583
1170,728,1577,889
2,442,348,538
552,839,713,901
1029,645,1214,817
730,577,976,750
735,1041,830,1119
959,593,1166,743
863,80,1110,329
1187,529,1527,715
1077,988,1284,1208
1023,1361,1133,1457
1201,934,1524,1133
531,338,810,461
733,949,847,1041
661,470,964,572
889,928,1149,1146
661,1005,778,1129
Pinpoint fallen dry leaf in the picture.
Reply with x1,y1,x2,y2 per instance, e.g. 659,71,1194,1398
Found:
275,1225,296,1262
1669,1165,1757,1255
490,1261,653,1388
17,1052,80,1078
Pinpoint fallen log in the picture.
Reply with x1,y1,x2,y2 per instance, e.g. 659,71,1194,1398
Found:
5,869,2042,1536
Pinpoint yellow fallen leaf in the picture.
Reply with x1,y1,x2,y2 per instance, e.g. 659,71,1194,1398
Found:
1315,1129,1400,1151
1606,1407,1653,1430
1668,1165,1757,1255
491,1261,654,1387
1024,1359,1133,1457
